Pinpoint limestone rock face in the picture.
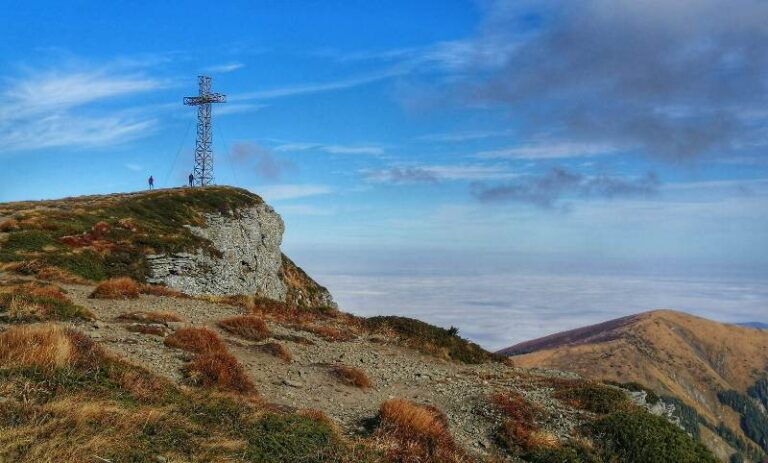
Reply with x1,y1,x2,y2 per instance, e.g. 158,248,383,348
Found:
146,204,287,299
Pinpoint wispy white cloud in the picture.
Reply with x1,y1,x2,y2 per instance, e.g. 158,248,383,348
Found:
417,129,515,143
364,164,517,183
274,142,384,156
203,62,245,73
0,66,163,152
256,184,333,201
231,67,405,101
477,142,619,160
124,163,144,172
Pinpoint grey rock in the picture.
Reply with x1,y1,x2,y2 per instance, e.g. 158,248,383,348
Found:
146,205,287,299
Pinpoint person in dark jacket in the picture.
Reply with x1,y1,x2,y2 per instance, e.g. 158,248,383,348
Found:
148,175,154,190
188,173,194,187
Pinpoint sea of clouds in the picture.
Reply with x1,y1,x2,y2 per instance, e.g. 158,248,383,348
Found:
315,271,768,351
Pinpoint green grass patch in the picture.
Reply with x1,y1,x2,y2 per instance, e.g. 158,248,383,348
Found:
553,383,629,414
365,315,498,364
591,410,718,463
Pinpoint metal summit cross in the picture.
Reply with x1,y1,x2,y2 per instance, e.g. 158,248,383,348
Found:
184,75,226,186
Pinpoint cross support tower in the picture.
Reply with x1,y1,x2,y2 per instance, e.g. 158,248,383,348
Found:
184,76,226,186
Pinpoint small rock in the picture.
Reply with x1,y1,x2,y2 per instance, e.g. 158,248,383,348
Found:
283,379,304,388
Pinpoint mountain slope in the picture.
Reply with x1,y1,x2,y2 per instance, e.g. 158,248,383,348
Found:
499,310,768,461
0,186,334,308
0,188,720,462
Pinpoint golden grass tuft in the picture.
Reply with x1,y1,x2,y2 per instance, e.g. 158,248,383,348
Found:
89,277,141,299
125,324,167,337
164,327,224,354
331,365,372,388
185,350,254,393
492,390,553,451
377,399,467,462
116,310,181,323
257,342,292,362
0,217,20,232
217,315,271,341
140,284,188,298
0,324,102,370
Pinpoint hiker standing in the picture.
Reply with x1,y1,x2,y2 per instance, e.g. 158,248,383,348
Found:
188,173,194,187
148,175,154,190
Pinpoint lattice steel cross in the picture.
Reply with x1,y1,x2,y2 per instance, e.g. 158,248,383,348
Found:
183,75,226,187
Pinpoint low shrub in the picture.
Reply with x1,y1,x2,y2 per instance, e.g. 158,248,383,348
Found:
553,383,629,414
295,323,356,342
524,444,602,463
164,327,224,354
0,286,93,322
184,350,254,393
89,277,141,299
365,315,496,364
217,315,270,341
331,365,372,388
257,342,292,362
591,410,718,463
0,324,102,370
140,284,187,298
117,310,181,324
377,399,466,462
492,391,551,452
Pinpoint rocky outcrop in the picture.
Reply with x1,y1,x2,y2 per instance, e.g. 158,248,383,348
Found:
146,203,334,308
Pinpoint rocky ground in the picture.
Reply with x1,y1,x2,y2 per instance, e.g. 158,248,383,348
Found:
0,273,598,461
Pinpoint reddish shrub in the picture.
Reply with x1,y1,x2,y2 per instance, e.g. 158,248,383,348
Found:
140,284,187,298
377,399,466,462
0,218,20,232
217,316,270,341
331,365,372,388
184,350,254,393
117,311,181,323
89,277,141,299
91,221,111,238
258,342,292,362
164,327,224,354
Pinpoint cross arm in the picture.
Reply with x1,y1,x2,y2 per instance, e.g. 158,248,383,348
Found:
183,93,227,105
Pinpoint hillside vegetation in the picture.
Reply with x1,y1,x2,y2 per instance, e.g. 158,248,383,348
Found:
0,189,723,462
501,310,768,462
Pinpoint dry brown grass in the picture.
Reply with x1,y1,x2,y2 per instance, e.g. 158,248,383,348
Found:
492,391,553,452
125,324,166,337
0,282,93,321
331,365,372,388
257,342,292,362
116,310,181,324
1,261,92,285
185,350,254,393
0,217,20,232
217,315,270,341
164,327,224,354
377,399,468,462
293,323,356,342
0,324,102,370
89,277,141,299
140,284,188,298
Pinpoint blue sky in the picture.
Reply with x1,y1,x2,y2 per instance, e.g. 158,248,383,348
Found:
1,0,767,344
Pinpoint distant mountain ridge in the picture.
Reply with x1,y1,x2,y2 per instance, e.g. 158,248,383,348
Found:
498,310,768,462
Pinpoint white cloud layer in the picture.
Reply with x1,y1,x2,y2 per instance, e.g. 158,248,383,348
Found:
0,67,162,152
